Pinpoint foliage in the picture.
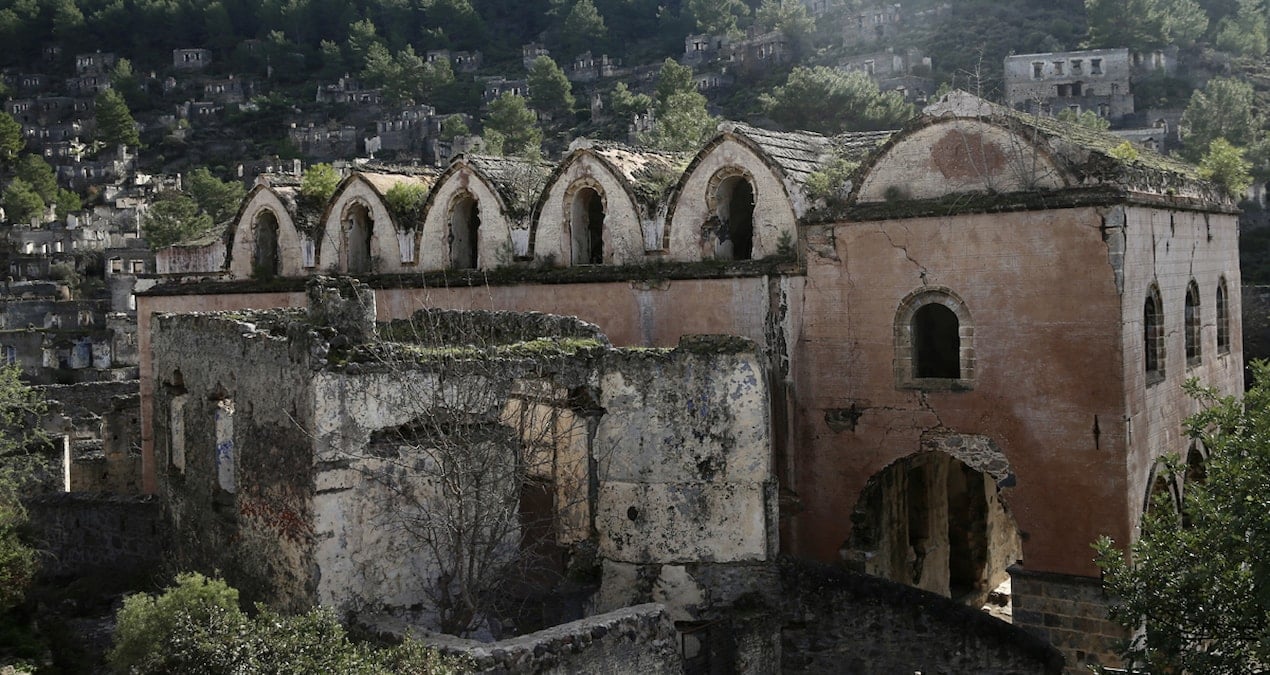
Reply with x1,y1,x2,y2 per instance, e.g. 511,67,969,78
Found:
1214,0,1269,57
686,0,749,36
609,82,652,121
384,182,429,227
1181,77,1260,160
16,155,59,204
805,157,860,200
3,179,44,225
0,363,44,614
760,67,913,134
142,194,215,249
1084,0,1208,50
186,168,245,224
300,164,340,206
439,114,470,142
639,58,716,151
1108,140,1141,162
1057,107,1111,131
559,0,608,58
1094,361,1270,673
484,93,542,157
755,0,815,55
109,573,464,674
527,55,575,119
0,112,23,166
1197,137,1253,196
362,43,455,105
95,89,140,149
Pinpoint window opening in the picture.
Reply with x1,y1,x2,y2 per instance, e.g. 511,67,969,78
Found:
715,176,754,260
1217,278,1230,353
1185,281,1201,366
252,211,280,279
913,304,960,378
1145,286,1164,380
450,193,480,269
345,203,373,273
570,187,605,265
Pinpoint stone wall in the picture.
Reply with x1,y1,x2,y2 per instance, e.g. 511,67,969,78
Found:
781,558,1064,674
420,604,681,674
382,307,608,347
24,492,167,579
1009,566,1125,674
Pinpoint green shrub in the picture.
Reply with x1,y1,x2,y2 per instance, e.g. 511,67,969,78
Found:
109,574,465,674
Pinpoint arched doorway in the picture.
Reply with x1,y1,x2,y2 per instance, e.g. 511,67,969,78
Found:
715,175,754,260
570,187,604,265
345,202,373,273
842,449,1022,607
450,193,480,270
251,211,280,279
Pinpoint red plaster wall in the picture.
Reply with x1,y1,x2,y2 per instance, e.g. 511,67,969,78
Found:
788,207,1130,577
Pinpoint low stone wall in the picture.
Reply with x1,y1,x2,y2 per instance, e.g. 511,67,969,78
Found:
384,308,609,347
422,603,680,674
24,492,167,580
779,558,1064,675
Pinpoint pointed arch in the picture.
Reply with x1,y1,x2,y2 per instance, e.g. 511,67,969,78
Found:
529,147,649,266
227,184,304,279
418,157,516,271
663,129,798,262
852,117,1072,204
320,172,433,275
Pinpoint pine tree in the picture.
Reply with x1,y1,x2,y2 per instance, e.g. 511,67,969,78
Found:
95,89,140,149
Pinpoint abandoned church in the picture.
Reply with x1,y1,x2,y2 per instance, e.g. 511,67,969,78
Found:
119,91,1242,673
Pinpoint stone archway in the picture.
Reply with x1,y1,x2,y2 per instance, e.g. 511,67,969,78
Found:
842,437,1021,608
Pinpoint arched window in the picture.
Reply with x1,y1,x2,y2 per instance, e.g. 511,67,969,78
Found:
449,193,480,270
715,175,754,260
1144,284,1164,382
914,304,960,378
345,202,373,273
570,187,605,265
1185,280,1200,367
895,288,973,390
251,211,280,279
1217,277,1230,354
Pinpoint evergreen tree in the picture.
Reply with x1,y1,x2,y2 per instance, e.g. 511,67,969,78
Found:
484,93,542,157
1181,77,1260,160
755,0,815,55
142,194,215,249
643,59,715,151
1214,0,1269,58
2,178,43,225
95,89,140,149
186,168,246,224
439,114,470,142
1198,138,1253,196
760,66,913,134
15,155,58,204
686,0,749,36
0,115,24,168
560,0,608,57
1085,0,1208,50
527,55,575,119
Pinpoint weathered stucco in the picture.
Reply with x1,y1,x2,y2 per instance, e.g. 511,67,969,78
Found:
228,186,305,279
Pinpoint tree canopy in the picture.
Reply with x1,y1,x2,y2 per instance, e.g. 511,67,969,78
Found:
1181,77,1261,160
760,66,914,134
484,93,542,157
526,55,575,119
142,193,215,249
0,363,44,614
1095,361,1270,673
643,58,715,151
1085,0,1209,50
186,168,246,225
95,89,140,149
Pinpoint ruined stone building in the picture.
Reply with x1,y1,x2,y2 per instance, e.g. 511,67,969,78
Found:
1004,48,1135,122
135,92,1242,672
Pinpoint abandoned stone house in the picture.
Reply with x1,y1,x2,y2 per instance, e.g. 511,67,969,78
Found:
1004,48,1136,123
137,91,1242,672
